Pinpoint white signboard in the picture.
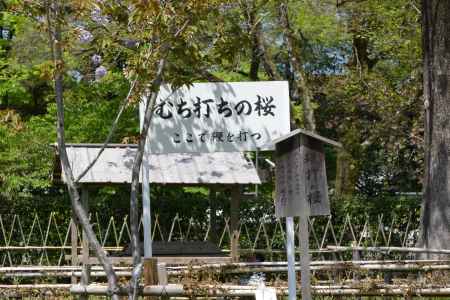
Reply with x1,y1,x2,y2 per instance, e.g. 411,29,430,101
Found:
140,81,290,153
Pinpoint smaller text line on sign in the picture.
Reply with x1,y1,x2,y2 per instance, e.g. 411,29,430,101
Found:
140,81,291,154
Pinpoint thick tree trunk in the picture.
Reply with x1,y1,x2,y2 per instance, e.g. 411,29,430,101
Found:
240,0,282,83
418,0,450,258
242,0,260,81
46,0,120,297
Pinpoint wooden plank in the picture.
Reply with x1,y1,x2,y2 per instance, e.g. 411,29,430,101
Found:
146,256,233,265
82,256,232,265
300,135,330,216
274,134,306,217
153,241,222,255
121,241,223,256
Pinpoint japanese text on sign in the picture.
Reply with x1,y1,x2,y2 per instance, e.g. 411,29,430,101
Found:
140,81,290,154
274,130,332,218
172,130,262,144
155,95,277,119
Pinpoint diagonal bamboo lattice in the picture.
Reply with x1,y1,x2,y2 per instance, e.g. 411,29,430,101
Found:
0,212,419,267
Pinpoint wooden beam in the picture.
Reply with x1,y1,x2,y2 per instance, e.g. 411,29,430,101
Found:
77,256,232,265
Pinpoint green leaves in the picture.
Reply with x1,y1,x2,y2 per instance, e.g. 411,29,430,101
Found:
0,114,53,201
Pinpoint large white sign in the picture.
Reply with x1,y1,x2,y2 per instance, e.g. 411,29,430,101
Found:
140,81,290,153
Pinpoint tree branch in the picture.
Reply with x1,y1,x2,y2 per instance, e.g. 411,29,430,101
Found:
75,77,139,183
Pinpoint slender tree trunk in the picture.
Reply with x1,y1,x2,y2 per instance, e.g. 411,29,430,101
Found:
129,58,166,300
128,20,188,300
418,0,450,258
46,0,120,297
278,0,316,131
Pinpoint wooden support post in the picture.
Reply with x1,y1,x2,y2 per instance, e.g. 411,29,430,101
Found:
158,263,169,300
352,241,361,300
299,214,311,300
70,210,78,284
383,252,393,300
157,263,168,285
144,258,158,300
81,187,90,300
230,185,241,262
209,186,218,244
144,258,158,284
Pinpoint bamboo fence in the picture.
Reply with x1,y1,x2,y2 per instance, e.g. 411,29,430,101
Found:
0,212,421,267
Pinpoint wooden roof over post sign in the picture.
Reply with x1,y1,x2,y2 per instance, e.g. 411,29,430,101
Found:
273,129,342,217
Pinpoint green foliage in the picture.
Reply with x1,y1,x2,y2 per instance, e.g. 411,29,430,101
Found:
0,111,52,201
0,0,424,225
63,73,138,142
332,193,420,224
0,13,53,114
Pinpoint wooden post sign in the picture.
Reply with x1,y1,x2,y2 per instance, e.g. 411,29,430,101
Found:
274,129,341,217
273,129,341,300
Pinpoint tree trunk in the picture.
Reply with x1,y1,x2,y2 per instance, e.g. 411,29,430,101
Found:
418,0,450,258
335,150,357,198
254,27,282,81
278,0,316,131
128,19,188,300
46,0,120,297
240,0,282,83
129,58,166,300
242,0,260,81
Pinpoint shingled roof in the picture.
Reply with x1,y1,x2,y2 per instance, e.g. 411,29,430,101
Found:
53,144,261,185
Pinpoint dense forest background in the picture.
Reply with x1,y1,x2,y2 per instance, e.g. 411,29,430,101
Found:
0,0,422,223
